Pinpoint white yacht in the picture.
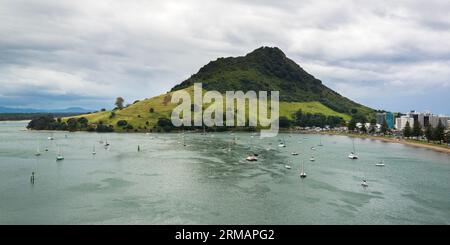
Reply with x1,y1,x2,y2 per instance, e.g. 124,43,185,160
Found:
348,152,358,159
35,146,41,156
348,139,358,159
56,147,64,161
300,162,307,178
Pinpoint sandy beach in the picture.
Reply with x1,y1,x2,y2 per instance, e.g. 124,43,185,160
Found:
325,132,450,154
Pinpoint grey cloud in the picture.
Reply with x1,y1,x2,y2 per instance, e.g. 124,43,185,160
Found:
0,0,449,114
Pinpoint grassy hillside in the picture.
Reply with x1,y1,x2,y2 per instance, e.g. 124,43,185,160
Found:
66,85,352,132
280,101,351,121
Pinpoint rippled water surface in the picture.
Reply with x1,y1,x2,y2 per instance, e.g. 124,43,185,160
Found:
0,121,449,224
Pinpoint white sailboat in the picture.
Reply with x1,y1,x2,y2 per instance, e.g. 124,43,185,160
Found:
92,145,96,155
318,137,323,146
300,162,307,178
348,139,358,159
56,147,64,161
35,146,41,156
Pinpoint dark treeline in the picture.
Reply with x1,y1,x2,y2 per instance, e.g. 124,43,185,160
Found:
155,109,345,132
27,115,114,132
291,109,345,128
403,120,448,143
27,109,346,133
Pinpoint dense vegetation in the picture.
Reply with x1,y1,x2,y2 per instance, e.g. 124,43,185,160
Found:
172,46,373,116
27,115,114,132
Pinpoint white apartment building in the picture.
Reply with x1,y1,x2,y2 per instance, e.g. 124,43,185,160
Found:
405,111,449,128
395,116,414,130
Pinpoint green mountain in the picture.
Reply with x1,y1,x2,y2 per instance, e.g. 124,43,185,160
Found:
172,46,372,116
29,46,374,132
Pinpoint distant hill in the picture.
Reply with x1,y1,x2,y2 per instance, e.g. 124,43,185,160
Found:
29,47,374,132
0,106,91,113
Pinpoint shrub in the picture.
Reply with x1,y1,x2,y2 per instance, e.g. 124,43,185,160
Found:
96,124,114,132
116,120,128,127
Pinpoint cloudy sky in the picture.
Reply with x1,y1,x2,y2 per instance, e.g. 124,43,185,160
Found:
1,0,449,114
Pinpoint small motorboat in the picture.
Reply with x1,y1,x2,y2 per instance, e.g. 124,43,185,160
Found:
285,165,291,169
311,147,316,150
278,143,286,147
246,155,258,161
361,180,368,187
375,161,385,167
309,156,315,162
291,152,299,155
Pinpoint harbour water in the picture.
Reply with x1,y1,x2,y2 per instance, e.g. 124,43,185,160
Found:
0,121,449,224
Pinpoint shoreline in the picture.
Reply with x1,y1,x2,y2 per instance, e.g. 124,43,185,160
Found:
8,121,450,154
322,132,450,154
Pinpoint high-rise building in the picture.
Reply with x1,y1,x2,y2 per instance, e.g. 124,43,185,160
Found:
376,112,395,129
386,112,394,129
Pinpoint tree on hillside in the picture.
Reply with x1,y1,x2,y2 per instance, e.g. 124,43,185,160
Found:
348,119,357,131
360,124,367,133
433,119,445,143
424,124,434,142
381,118,389,134
279,116,291,128
403,121,412,138
412,122,423,138
115,97,125,109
